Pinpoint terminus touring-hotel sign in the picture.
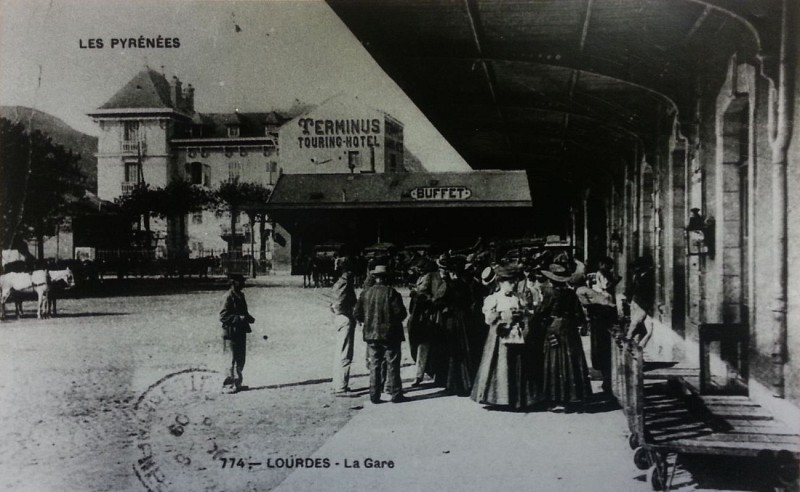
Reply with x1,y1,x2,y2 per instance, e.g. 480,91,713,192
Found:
297,118,383,149
409,186,473,201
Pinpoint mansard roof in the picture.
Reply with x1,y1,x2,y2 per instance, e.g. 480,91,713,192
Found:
191,107,312,138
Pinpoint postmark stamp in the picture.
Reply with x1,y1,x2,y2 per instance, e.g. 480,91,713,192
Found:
133,368,230,492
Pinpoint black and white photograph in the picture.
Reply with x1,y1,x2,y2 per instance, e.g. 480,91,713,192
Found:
0,0,798,490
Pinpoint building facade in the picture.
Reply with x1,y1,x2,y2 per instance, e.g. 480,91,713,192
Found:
577,54,800,417
88,68,408,267
278,95,404,174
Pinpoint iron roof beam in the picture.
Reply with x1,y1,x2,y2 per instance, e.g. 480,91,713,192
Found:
401,54,681,113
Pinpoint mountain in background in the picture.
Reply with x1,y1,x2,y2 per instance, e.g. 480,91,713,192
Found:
0,106,97,192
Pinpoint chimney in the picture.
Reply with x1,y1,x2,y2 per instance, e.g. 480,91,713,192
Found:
170,75,183,109
183,84,195,112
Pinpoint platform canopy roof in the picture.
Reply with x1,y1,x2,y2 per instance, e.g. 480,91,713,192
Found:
325,0,778,187
267,171,532,209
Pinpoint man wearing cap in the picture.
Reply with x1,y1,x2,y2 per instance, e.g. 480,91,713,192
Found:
331,259,357,395
220,274,256,394
354,265,407,403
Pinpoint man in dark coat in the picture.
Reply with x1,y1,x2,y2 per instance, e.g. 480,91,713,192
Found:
331,259,357,395
220,274,255,394
409,254,448,386
354,265,407,403
576,257,618,393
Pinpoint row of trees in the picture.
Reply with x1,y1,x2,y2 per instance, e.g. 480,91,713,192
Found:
115,179,273,257
0,115,273,260
0,117,85,257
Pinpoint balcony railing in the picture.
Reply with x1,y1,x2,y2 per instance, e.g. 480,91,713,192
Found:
121,141,147,154
220,225,251,242
121,181,139,195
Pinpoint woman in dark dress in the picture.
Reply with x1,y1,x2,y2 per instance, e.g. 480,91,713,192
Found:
432,257,475,396
471,265,540,410
539,263,592,412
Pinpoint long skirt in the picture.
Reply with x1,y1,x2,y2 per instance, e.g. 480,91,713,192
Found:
407,306,438,378
541,317,592,404
587,305,615,374
471,331,539,409
468,311,489,370
433,312,474,396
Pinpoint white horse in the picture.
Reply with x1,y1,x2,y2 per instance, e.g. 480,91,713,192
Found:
1,270,49,319
46,268,76,317
0,269,73,320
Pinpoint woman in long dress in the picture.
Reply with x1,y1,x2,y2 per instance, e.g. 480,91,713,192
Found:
432,257,475,396
539,263,592,412
471,265,540,410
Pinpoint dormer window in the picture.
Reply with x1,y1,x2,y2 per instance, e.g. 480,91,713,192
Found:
228,126,240,138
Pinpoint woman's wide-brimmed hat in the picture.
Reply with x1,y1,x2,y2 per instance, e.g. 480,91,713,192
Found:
480,266,496,285
541,263,572,283
372,265,389,276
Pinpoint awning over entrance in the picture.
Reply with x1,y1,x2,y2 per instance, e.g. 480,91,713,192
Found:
267,170,532,210
265,171,538,254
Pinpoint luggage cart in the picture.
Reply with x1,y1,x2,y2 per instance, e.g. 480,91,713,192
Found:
616,338,800,491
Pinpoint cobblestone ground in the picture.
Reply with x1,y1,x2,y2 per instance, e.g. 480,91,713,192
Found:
0,276,382,491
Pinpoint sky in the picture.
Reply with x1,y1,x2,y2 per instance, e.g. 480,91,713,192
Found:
0,0,471,172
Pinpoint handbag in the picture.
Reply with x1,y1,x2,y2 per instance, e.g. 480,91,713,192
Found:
501,323,526,345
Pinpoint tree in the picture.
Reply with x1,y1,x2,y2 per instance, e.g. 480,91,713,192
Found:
0,118,30,249
214,179,271,257
152,179,213,256
114,183,157,247
0,117,84,256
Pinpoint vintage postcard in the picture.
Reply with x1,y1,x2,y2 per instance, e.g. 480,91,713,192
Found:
1,0,798,491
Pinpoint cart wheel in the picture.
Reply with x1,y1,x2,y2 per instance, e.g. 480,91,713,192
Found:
634,447,652,470
647,463,667,491
775,452,799,488
629,433,639,450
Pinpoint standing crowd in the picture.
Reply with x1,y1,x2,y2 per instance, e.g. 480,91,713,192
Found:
326,247,651,412
219,247,657,410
